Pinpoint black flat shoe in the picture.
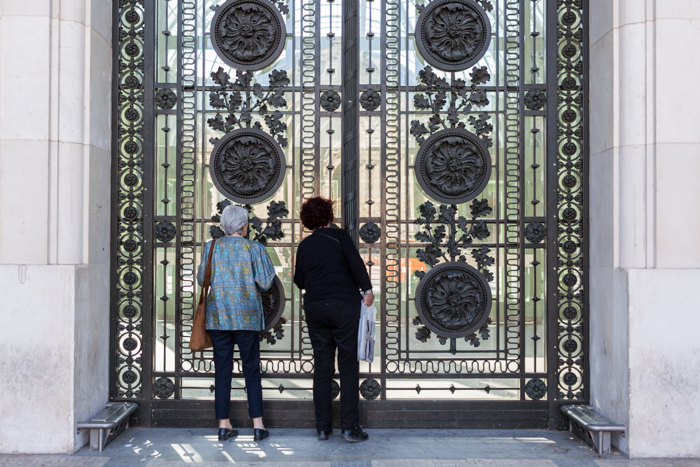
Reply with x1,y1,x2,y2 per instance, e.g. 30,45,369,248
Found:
341,426,368,443
317,429,332,441
218,428,238,441
253,428,269,441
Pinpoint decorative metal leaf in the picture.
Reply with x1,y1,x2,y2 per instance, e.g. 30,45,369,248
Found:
207,67,290,148
410,65,493,150
415,326,431,343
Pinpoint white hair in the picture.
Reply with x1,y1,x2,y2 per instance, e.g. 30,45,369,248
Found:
221,205,249,235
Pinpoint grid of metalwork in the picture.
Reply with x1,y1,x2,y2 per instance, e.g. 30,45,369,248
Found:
553,0,587,403
145,0,332,401
374,0,553,401
111,0,588,421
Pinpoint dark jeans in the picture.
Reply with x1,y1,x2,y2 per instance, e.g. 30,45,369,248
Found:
209,330,263,420
305,298,361,431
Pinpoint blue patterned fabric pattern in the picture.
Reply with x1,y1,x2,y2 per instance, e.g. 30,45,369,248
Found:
197,236,276,331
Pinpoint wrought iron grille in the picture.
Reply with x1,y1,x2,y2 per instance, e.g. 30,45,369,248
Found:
111,0,588,428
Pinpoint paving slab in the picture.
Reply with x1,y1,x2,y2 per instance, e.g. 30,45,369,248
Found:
73,428,600,463
1,429,699,467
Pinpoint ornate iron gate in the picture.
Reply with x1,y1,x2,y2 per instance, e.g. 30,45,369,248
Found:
111,0,588,428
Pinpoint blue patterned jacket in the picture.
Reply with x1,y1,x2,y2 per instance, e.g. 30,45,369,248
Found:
197,236,276,331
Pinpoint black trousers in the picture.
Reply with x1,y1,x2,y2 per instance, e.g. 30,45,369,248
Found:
305,298,361,431
209,330,263,421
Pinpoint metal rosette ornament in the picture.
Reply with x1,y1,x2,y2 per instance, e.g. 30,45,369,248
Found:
414,128,492,205
415,261,492,339
210,0,287,70
209,128,287,204
414,0,492,72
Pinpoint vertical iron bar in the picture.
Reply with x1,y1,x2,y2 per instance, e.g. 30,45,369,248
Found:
581,0,591,408
342,0,360,244
546,0,559,426
140,0,156,425
109,0,120,402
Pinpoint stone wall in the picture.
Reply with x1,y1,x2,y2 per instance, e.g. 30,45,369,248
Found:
0,0,112,453
589,0,700,457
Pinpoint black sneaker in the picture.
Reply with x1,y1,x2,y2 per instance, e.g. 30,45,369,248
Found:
341,426,369,443
317,429,333,441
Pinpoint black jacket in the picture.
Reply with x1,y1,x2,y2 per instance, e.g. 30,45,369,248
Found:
294,227,372,306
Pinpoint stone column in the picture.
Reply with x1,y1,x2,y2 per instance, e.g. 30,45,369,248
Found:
590,0,700,457
0,0,112,453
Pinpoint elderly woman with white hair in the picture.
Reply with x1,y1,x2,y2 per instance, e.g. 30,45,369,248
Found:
196,204,276,442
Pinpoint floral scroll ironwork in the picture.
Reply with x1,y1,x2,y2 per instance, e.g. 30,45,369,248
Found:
114,0,145,400
556,0,586,402
207,67,290,203
410,66,494,204
412,199,494,351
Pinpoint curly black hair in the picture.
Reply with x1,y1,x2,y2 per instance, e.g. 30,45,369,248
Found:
300,197,334,230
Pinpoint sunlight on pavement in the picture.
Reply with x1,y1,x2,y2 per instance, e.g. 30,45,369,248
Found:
270,443,295,455
514,437,556,443
171,443,204,463
236,439,267,458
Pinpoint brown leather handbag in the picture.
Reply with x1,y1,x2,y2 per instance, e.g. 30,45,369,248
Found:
189,239,216,351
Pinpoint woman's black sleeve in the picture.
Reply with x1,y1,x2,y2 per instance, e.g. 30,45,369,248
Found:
293,247,305,290
340,230,372,291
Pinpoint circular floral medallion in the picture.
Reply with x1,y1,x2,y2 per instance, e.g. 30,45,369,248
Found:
524,378,547,401
415,0,492,71
209,128,287,204
155,221,176,243
261,275,285,331
415,261,492,338
360,378,381,400
155,88,177,109
414,128,492,204
210,0,287,70
320,90,341,112
524,222,546,244
153,377,175,399
524,89,546,111
359,222,381,244
359,90,381,111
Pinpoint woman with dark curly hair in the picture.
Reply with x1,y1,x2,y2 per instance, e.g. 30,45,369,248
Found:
294,197,374,443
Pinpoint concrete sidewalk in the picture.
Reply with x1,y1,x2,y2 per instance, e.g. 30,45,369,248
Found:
1,428,699,467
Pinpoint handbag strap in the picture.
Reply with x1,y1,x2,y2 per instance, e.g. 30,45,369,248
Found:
200,239,216,303
313,231,340,244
